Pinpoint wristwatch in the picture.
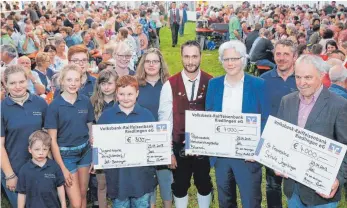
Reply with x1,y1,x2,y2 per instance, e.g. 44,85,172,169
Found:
32,80,38,84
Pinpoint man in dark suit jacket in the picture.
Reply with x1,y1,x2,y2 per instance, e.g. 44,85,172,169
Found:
276,54,347,207
168,2,181,47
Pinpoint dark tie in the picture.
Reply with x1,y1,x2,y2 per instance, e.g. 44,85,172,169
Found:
189,80,196,101
173,9,176,23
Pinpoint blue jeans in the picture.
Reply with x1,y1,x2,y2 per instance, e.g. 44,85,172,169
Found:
113,193,151,208
179,22,185,36
287,185,338,208
150,169,173,204
256,59,276,69
1,173,18,208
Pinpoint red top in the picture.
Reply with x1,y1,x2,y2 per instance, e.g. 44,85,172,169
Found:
322,74,331,88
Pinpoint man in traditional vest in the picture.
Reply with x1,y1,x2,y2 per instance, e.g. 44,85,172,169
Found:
168,2,181,47
159,40,213,208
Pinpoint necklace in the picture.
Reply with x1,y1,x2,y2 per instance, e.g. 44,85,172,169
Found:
10,92,29,105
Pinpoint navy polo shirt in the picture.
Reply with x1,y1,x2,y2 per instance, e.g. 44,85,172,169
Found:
260,67,297,116
45,93,95,147
17,159,65,208
1,93,47,175
54,72,96,98
128,70,135,76
103,100,115,111
97,103,157,200
137,81,163,121
47,67,55,81
80,73,96,97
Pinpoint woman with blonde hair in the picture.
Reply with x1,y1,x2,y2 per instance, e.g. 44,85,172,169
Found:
35,27,48,51
286,24,298,44
115,27,138,70
54,38,69,72
34,52,53,93
112,41,136,76
45,64,95,208
136,48,171,208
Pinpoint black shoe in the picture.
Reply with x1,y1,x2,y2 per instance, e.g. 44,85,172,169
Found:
172,44,175,47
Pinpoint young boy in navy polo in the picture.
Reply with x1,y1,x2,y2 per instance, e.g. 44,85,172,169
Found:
97,75,157,207
17,130,66,208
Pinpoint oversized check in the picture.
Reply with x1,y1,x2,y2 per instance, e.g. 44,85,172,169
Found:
255,116,347,195
185,111,261,159
92,122,171,169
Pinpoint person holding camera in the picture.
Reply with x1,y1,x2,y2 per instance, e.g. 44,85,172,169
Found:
19,24,40,57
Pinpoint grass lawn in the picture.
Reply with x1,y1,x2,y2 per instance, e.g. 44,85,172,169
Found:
1,22,346,208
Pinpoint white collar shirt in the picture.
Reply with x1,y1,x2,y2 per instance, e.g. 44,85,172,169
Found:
222,75,244,114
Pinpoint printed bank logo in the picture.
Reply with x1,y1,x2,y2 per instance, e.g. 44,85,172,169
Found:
328,143,342,155
156,124,167,132
246,116,257,124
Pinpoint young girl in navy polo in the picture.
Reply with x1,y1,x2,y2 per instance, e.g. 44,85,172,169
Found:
17,130,66,208
97,75,157,208
90,69,118,208
1,65,48,208
45,64,95,208
135,48,172,208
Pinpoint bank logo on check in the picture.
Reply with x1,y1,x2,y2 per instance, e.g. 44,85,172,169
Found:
328,143,342,155
156,124,167,132
246,116,257,124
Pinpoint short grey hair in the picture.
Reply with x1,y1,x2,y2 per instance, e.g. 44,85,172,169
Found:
54,38,66,47
1,45,17,58
320,24,328,30
104,44,115,55
329,64,347,83
259,28,270,38
295,54,330,73
218,40,248,69
326,58,343,68
275,39,298,55
113,41,132,56
321,19,329,25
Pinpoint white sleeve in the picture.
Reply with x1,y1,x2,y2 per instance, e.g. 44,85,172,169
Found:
32,71,43,85
158,81,173,146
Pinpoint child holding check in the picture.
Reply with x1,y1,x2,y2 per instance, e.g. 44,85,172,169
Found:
97,75,157,207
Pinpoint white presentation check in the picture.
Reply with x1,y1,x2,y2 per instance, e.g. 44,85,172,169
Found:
185,111,261,159
92,122,171,169
255,116,347,196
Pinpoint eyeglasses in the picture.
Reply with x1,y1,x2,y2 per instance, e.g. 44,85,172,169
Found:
70,59,89,64
117,54,132,59
144,60,160,65
222,57,242,63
